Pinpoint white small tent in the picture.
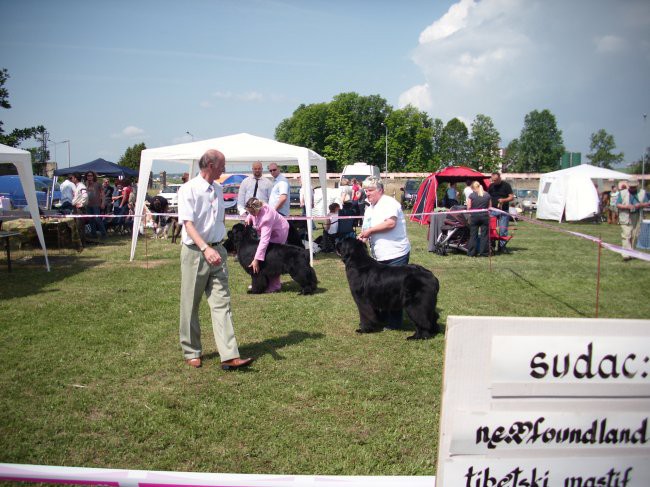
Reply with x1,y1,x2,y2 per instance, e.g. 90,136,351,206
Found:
536,164,630,222
0,143,50,271
130,133,328,264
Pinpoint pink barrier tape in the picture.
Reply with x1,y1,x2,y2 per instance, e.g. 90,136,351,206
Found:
507,211,650,262
46,208,650,262
0,464,436,487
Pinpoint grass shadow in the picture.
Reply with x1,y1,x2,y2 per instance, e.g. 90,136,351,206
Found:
203,330,325,362
508,268,587,317
0,255,106,299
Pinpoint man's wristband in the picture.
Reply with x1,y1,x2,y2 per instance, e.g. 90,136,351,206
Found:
199,243,208,252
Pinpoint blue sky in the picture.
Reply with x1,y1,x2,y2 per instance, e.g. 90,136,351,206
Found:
2,0,649,173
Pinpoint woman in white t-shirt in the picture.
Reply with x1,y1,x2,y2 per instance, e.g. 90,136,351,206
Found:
358,177,411,330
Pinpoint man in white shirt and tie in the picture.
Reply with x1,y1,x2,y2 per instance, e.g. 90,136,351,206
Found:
237,161,273,215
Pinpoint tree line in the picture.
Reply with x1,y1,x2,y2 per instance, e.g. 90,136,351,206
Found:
276,91,630,173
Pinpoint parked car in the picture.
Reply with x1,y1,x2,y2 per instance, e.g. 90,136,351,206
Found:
222,183,240,213
400,179,422,209
290,185,301,207
157,184,183,208
0,175,61,209
513,189,538,212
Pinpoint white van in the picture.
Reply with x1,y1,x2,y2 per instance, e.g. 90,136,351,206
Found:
340,162,380,185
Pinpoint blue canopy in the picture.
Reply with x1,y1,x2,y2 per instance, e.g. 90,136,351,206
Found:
53,158,139,178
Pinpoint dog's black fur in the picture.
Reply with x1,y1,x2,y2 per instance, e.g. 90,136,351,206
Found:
337,238,440,340
229,223,318,295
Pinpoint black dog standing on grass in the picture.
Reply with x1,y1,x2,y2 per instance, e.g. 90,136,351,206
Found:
229,223,318,295
337,238,440,340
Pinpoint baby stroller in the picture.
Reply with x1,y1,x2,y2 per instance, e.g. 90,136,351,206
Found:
433,206,471,256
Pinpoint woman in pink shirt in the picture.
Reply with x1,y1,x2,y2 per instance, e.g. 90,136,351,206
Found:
244,197,289,293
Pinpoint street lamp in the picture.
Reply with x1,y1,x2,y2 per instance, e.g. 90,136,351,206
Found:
381,122,388,176
48,138,71,167
186,131,195,141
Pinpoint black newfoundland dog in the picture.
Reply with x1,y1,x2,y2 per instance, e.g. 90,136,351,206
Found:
337,237,440,340
229,223,318,295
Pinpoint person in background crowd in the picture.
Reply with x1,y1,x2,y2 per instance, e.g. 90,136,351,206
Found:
238,161,273,215
616,176,649,261
359,177,411,331
463,180,474,205
71,173,88,212
150,194,171,237
181,172,189,183
268,163,290,217
466,181,492,257
59,175,75,213
177,149,254,370
85,171,106,239
445,182,459,208
489,172,514,253
70,172,88,243
244,197,289,293
102,178,114,215
338,178,353,205
608,184,619,224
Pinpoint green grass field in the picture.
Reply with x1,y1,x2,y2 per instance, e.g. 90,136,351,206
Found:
0,218,649,477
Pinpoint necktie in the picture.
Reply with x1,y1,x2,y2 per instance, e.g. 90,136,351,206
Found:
253,178,259,198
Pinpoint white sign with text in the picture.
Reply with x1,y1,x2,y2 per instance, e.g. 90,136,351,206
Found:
437,316,650,487
491,336,650,397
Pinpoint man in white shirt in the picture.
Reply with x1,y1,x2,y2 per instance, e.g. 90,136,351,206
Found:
59,175,75,213
237,161,273,215
268,163,290,216
70,172,88,211
359,176,411,330
177,149,254,370
463,180,474,204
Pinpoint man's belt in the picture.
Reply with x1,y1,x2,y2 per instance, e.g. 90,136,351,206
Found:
185,240,225,249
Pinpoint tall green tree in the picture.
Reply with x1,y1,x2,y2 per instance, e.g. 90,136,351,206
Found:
323,92,391,171
118,142,146,171
440,118,470,166
430,118,445,170
275,103,328,155
0,68,47,156
518,109,565,172
469,114,501,172
502,138,522,173
382,105,434,172
587,129,624,169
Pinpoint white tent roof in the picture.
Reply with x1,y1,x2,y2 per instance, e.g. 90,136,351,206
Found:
536,164,630,222
0,143,50,271
130,133,328,263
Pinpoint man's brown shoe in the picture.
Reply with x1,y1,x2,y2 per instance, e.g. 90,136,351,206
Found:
185,357,202,368
221,357,254,370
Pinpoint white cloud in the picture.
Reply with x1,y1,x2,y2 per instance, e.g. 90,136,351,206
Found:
122,125,144,137
595,34,626,53
110,125,145,139
199,100,213,108
419,0,475,43
398,83,432,110
400,0,650,160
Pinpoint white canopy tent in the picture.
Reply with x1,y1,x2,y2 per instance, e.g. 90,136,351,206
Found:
130,133,328,264
0,143,50,271
536,164,630,222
